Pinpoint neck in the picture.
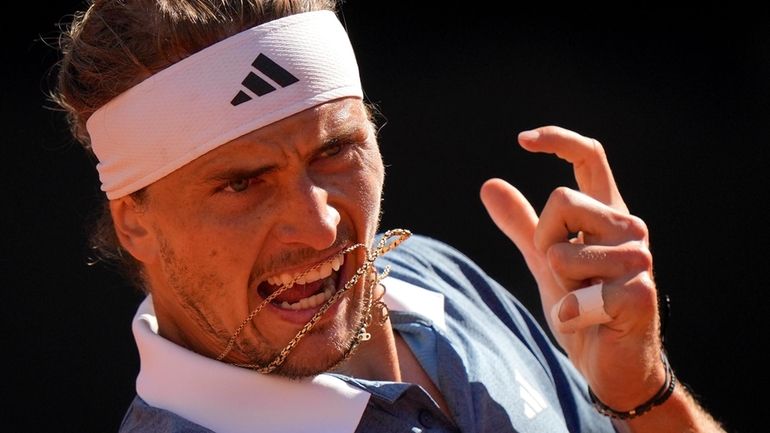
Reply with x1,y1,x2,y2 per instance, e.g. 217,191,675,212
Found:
331,297,453,420
331,282,401,381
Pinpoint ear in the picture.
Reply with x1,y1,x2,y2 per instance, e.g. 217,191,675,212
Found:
109,197,159,264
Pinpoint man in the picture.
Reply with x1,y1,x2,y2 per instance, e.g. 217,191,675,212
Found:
53,1,725,432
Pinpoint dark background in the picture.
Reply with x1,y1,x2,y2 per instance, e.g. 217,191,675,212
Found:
4,2,768,432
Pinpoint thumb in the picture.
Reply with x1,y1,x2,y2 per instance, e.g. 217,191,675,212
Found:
480,178,542,275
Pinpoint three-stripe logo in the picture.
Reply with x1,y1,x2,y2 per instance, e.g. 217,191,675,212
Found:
230,54,300,106
514,370,549,419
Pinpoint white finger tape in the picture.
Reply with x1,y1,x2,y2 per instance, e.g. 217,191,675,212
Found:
550,282,613,333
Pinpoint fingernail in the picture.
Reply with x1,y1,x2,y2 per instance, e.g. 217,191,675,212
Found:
550,293,581,334
550,296,567,325
518,130,540,141
550,298,576,334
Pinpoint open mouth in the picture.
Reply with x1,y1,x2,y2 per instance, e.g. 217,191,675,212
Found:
257,254,345,311
221,230,410,372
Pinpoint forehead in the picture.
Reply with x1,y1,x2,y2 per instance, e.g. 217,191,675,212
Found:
146,98,371,189
205,97,369,157
142,97,372,198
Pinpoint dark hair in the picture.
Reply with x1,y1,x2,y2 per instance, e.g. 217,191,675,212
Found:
52,0,338,292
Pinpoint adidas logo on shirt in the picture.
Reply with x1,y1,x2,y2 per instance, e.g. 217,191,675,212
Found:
515,370,549,419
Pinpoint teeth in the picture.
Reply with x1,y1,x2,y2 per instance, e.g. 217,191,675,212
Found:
266,254,344,286
279,278,338,311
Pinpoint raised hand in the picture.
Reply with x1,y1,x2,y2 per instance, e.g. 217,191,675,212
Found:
480,126,664,411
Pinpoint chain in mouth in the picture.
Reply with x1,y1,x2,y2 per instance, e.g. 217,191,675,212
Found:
259,255,344,310
217,229,412,374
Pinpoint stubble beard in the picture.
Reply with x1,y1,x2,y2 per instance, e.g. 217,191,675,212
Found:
253,211,385,378
233,272,370,379
158,240,369,379
154,205,384,379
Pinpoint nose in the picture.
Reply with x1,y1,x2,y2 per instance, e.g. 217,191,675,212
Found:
273,178,340,251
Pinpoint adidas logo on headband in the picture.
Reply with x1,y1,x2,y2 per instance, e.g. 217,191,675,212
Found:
87,11,363,199
231,53,300,106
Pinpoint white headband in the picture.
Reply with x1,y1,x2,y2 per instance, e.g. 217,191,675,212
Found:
86,10,362,199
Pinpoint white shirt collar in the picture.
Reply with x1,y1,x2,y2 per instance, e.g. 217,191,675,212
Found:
132,276,445,433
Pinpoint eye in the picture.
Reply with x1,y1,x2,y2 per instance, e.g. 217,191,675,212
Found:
224,177,252,193
319,142,344,158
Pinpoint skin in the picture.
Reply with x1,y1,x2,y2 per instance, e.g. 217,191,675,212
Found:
110,98,721,430
480,126,725,432
111,97,392,376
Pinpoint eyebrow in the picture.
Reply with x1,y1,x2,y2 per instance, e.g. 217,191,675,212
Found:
204,165,278,184
202,123,370,184
314,124,370,154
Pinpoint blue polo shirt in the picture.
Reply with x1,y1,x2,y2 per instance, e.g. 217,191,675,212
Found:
119,234,615,433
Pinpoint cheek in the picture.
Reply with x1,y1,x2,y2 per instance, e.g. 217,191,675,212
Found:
342,149,385,213
154,221,258,302
369,151,386,193
344,151,386,242
153,202,267,274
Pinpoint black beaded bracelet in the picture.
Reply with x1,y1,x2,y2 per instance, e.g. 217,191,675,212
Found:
588,352,676,420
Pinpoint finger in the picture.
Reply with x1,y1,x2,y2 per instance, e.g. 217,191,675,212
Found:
480,178,544,276
546,241,652,292
551,272,658,335
518,126,628,213
534,187,647,254
550,282,612,334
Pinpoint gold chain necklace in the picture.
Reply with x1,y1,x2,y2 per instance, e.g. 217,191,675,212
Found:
216,228,411,374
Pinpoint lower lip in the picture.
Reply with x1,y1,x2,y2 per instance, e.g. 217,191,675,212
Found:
264,290,345,325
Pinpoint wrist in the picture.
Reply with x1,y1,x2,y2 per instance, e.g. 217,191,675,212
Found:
589,352,676,420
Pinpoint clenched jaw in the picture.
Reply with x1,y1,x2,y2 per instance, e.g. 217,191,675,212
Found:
218,229,412,374
261,254,345,311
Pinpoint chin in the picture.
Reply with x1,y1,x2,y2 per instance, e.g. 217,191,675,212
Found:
268,320,360,378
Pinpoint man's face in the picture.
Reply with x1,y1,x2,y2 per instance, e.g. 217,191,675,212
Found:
132,98,385,377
